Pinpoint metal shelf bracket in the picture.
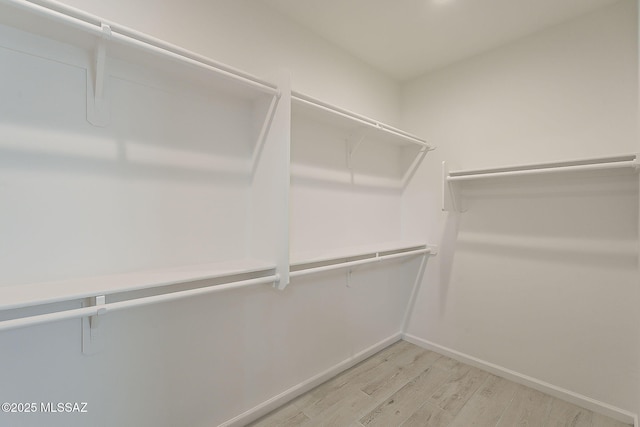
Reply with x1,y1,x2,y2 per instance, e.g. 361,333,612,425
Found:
86,23,111,126
442,161,465,212
82,295,106,355
347,128,368,170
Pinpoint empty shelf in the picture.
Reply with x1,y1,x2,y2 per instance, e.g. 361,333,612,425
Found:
290,242,434,278
442,154,639,212
0,0,278,100
292,91,431,149
0,259,276,311
447,154,638,181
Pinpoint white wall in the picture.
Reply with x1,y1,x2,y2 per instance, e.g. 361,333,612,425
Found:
402,0,639,413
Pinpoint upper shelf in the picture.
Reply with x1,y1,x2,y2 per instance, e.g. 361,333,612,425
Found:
0,0,278,100
443,154,640,212
447,154,639,181
291,91,432,149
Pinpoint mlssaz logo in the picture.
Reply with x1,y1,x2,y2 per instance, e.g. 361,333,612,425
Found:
40,402,88,413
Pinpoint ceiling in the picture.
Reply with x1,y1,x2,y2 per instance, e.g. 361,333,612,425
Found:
261,0,622,81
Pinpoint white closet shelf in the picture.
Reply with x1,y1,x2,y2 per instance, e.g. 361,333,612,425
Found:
0,259,277,312
0,0,278,100
290,242,436,279
443,154,639,212
292,91,432,149
447,154,638,181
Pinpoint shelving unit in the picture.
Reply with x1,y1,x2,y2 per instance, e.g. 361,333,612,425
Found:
0,1,437,345
289,91,435,279
0,0,289,340
442,154,640,212
291,92,433,188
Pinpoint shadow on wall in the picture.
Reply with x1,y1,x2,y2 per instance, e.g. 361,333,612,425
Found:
0,40,276,181
438,211,461,310
437,171,639,300
454,233,638,270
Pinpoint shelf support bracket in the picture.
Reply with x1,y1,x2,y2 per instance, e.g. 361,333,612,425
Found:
401,146,430,189
442,161,465,212
347,128,367,170
87,23,112,127
82,295,106,355
251,92,281,177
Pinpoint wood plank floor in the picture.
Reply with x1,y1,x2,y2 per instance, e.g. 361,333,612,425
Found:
249,340,631,427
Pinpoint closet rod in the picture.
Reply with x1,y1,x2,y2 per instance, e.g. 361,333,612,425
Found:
448,158,638,182
289,248,430,279
291,92,429,148
2,0,278,96
0,274,278,332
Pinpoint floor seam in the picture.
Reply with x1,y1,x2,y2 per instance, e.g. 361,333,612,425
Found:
493,383,519,427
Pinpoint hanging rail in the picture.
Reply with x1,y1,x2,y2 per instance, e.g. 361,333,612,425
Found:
0,0,278,96
0,274,279,332
443,154,639,212
291,91,431,149
447,154,639,182
289,248,432,279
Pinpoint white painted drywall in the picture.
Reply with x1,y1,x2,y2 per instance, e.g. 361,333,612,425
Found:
402,0,639,412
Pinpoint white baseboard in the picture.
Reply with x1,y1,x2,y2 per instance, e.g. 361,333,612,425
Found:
218,332,403,427
403,333,637,426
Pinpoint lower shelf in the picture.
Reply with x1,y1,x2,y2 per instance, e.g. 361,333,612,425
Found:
0,259,278,336
0,259,277,312
290,242,435,279
0,242,438,333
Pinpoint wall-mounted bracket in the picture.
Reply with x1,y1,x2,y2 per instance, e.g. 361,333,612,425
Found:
346,128,368,170
401,146,433,189
442,161,465,212
86,23,111,127
251,92,282,179
82,295,106,355
273,273,288,290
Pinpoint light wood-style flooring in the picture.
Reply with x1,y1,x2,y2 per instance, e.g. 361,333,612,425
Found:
249,340,631,427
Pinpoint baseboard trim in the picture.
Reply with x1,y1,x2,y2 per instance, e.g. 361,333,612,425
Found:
218,332,403,427
402,333,637,425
